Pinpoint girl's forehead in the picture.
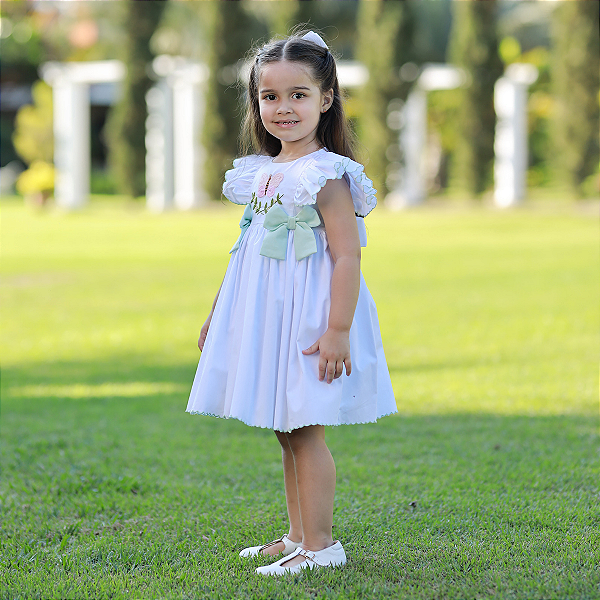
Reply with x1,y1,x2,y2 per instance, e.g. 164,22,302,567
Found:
258,60,317,90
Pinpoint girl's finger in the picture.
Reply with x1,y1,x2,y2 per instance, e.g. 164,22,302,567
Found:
318,357,327,381
334,360,343,379
327,361,336,384
345,356,352,376
303,342,318,355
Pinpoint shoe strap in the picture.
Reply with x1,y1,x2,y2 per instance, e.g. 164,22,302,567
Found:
297,548,327,567
258,537,284,552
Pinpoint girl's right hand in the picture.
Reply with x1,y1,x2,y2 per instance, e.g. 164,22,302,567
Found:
198,312,213,351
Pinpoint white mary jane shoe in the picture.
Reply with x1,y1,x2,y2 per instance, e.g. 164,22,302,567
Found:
255,541,346,575
239,534,301,558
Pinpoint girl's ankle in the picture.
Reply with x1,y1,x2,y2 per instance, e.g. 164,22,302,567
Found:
300,537,335,552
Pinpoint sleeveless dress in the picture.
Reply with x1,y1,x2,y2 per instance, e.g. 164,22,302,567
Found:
186,148,397,432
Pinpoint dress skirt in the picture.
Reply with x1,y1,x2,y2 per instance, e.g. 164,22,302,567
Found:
186,214,397,433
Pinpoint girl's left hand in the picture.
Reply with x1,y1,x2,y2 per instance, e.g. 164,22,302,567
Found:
303,328,352,384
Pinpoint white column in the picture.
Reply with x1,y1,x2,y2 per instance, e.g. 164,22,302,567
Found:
494,63,538,207
145,81,174,212
52,79,90,209
400,88,427,207
150,57,208,211
172,63,208,209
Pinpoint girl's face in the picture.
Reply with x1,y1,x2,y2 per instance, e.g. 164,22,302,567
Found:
258,60,333,154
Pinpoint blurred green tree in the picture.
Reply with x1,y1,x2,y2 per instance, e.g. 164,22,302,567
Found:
0,5,45,84
244,0,298,38
104,0,167,198
201,1,261,200
356,0,409,195
551,1,599,197
448,0,503,197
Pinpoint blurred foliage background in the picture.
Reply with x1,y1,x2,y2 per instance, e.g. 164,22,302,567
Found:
1,0,598,203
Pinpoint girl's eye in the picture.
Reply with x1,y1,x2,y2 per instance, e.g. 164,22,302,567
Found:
263,94,277,101
292,93,305,99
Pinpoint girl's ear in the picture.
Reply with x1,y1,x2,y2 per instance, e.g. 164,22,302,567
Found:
321,89,334,113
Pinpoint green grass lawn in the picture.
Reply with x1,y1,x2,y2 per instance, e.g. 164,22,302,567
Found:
1,198,598,599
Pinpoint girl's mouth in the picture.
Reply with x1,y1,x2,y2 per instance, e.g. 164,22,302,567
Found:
275,120,299,127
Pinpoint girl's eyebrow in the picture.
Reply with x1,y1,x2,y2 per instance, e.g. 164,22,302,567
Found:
259,86,312,94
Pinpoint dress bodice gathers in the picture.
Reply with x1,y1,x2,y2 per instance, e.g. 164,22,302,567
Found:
222,148,377,251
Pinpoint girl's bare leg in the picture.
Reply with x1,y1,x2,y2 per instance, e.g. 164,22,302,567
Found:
258,431,303,557
280,425,335,567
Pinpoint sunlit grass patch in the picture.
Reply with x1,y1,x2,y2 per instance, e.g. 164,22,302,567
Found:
8,382,188,399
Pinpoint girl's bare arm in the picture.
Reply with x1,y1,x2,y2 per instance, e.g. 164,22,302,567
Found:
302,178,361,383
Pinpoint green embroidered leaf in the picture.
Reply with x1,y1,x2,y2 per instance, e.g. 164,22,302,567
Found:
249,191,284,215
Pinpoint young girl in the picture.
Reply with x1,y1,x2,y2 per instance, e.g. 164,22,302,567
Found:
186,30,397,576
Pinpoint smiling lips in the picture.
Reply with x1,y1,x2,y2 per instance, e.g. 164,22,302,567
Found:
275,120,299,127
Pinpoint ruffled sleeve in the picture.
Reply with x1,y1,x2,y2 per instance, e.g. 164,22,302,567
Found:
222,155,270,205
294,152,377,217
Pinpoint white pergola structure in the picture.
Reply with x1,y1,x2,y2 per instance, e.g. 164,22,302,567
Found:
493,63,538,207
40,57,208,212
146,56,209,211
40,60,126,209
387,62,538,209
386,63,466,209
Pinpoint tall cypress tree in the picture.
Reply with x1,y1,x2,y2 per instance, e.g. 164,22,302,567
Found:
551,1,599,197
105,0,166,198
201,1,260,200
245,0,299,37
448,0,503,197
355,0,407,196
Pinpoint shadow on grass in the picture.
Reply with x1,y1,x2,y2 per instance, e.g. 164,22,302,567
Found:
2,358,598,599
2,355,197,390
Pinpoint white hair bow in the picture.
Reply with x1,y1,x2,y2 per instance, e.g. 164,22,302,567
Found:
302,31,329,50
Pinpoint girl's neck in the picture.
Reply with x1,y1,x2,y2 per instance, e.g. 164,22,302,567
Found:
274,140,323,163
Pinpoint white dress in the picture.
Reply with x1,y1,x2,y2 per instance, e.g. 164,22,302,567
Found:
186,148,397,432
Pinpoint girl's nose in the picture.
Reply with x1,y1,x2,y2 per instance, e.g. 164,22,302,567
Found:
276,104,292,114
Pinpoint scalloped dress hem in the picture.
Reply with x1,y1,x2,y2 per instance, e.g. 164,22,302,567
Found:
185,408,398,433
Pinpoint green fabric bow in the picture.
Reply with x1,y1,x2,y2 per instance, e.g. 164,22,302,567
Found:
230,204,254,254
260,205,321,261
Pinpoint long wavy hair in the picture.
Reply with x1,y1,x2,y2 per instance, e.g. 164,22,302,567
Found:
241,30,356,160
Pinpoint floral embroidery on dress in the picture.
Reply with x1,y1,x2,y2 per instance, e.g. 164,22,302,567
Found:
252,172,285,215
251,191,283,215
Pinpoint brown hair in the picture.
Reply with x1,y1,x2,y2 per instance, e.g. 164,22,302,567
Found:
241,30,356,160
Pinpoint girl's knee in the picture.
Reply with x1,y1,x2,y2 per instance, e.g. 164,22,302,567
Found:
275,430,294,452
285,425,324,452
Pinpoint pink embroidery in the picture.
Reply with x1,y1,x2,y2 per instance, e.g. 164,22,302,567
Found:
258,172,284,198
